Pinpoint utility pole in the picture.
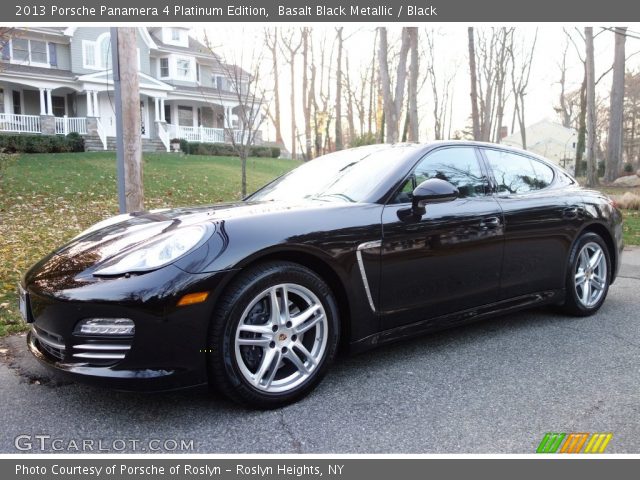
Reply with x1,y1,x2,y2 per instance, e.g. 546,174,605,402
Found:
111,27,144,213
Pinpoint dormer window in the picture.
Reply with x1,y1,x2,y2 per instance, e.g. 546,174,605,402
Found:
163,27,189,47
82,32,112,70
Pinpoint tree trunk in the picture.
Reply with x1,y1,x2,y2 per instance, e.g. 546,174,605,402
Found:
585,27,599,187
605,27,627,183
467,27,481,140
407,27,419,142
290,58,297,158
575,75,587,177
116,27,143,212
302,28,312,160
378,27,410,143
265,29,284,145
335,27,344,150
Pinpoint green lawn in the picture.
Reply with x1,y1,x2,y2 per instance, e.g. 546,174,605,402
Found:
0,152,299,336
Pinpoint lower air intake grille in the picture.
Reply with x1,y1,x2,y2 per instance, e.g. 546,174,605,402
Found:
32,326,66,361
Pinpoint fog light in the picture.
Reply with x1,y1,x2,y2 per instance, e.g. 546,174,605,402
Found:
75,318,135,336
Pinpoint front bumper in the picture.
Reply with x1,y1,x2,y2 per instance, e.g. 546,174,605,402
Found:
23,266,234,392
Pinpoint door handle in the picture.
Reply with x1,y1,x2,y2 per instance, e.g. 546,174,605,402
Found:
479,216,501,229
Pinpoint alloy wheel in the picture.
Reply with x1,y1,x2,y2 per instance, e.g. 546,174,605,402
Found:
233,283,328,393
574,241,608,308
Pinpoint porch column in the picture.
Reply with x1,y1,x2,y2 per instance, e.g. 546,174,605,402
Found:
154,98,160,122
39,89,46,115
45,89,53,115
86,91,93,117
160,99,166,122
92,91,99,117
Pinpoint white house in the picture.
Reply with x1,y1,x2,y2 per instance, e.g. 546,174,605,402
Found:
502,119,577,170
0,27,261,151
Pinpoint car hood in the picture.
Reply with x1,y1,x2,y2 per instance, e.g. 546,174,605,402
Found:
28,200,338,281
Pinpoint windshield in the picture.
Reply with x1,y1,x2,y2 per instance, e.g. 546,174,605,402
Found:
248,145,416,203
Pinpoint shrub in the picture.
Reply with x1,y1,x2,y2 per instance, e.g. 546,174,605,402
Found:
65,132,85,152
624,163,634,174
0,134,84,153
350,132,379,148
179,141,279,159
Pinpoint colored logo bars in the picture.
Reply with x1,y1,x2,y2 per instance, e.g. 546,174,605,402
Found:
536,433,613,454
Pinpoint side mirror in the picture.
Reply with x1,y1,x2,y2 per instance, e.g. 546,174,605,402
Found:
412,178,459,216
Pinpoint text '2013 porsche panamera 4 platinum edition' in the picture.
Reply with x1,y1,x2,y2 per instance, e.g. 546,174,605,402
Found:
20,142,623,408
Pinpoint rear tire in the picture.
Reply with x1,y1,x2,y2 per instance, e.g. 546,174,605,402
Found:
208,261,339,409
561,232,611,316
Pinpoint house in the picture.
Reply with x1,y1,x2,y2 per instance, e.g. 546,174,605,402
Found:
502,119,577,171
0,27,261,151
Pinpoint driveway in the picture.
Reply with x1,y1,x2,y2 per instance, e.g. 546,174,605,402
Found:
2,247,639,453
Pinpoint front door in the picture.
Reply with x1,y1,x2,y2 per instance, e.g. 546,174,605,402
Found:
379,146,505,331
140,99,149,138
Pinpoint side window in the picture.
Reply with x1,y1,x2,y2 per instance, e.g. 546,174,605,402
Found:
392,147,486,203
485,150,554,194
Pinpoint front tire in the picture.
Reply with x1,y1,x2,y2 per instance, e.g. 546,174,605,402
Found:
209,261,339,408
561,232,611,316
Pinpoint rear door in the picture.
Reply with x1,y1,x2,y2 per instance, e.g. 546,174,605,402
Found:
480,147,582,299
379,146,505,330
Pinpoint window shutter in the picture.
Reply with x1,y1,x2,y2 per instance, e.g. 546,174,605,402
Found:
48,43,57,66
1,41,9,61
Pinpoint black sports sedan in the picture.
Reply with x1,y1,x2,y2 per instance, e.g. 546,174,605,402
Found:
21,142,623,408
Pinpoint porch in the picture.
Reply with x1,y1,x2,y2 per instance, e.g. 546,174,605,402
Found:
0,113,88,135
0,81,260,151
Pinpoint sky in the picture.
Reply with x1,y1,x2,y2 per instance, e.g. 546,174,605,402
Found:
199,25,640,150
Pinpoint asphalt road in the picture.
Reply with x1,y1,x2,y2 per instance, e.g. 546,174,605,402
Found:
2,247,640,454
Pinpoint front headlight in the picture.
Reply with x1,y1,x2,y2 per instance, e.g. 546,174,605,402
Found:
94,225,208,276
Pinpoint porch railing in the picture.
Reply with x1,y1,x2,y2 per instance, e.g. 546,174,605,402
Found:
156,122,170,152
0,114,41,133
95,118,107,150
55,116,88,135
168,124,246,145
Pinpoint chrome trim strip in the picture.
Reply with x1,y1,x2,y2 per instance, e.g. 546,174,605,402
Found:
73,344,131,351
356,240,382,312
72,352,127,360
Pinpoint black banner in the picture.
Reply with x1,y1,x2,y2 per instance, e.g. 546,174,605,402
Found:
2,459,640,480
5,0,640,22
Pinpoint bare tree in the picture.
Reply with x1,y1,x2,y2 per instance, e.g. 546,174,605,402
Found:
605,27,627,183
301,27,313,160
508,28,537,149
585,27,599,187
407,27,419,142
378,27,411,143
280,29,303,158
264,28,284,146
425,30,456,140
335,27,344,151
204,32,267,197
467,27,481,140
555,40,579,128
471,28,514,142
